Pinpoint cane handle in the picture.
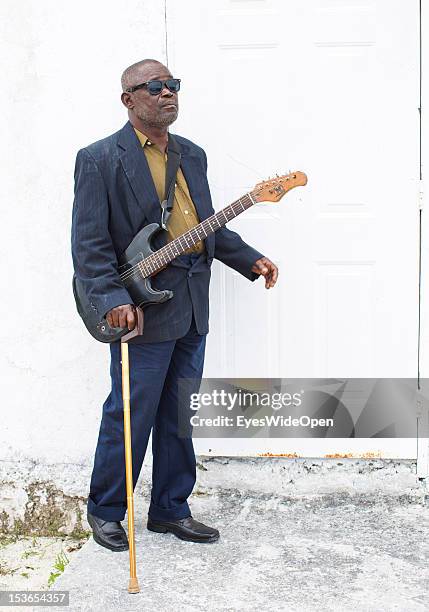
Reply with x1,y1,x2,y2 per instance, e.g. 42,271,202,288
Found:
121,307,144,343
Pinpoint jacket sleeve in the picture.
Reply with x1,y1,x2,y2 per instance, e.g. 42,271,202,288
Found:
71,148,133,318
202,150,264,281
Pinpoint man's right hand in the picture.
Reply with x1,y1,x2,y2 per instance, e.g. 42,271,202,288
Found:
106,304,136,330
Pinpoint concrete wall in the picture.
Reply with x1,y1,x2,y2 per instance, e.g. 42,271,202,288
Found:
418,1,429,478
0,0,166,466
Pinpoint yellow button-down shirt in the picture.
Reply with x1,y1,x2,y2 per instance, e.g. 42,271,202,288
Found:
134,128,204,254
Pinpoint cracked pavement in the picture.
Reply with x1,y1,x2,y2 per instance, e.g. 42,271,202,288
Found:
37,491,429,612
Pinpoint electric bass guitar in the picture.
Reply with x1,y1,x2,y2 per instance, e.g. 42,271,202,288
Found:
73,171,308,342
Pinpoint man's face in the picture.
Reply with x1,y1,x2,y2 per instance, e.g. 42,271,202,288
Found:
124,62,179,128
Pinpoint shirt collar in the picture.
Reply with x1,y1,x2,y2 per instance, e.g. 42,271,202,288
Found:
134,127,151,147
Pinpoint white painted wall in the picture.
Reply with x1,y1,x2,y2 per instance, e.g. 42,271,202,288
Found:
0,0,167,465
0,0,424,472
418,0,429,476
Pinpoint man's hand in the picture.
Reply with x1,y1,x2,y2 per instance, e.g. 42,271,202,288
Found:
251,257,278,289
106,304,136,330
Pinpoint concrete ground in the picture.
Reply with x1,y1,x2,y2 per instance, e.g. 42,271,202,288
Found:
0,536,87,612
37,491,429,612
0,536,86,591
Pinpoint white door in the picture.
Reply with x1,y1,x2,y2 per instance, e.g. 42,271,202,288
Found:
167,0,420,457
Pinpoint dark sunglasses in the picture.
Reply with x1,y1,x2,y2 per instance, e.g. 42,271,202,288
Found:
126,78,181,95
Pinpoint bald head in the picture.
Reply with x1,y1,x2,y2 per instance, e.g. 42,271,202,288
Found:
121,59,167,92
120,59,179,133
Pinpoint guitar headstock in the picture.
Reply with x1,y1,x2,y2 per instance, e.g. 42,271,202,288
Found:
251,171,308,203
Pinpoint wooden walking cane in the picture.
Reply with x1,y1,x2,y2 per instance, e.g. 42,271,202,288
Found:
120,306,144,594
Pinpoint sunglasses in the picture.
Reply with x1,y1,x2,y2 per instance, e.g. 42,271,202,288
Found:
126,78,181,95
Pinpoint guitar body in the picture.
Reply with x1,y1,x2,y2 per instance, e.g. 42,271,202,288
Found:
73,223,173,343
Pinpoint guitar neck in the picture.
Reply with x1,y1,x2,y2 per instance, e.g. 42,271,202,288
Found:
140,192,256,277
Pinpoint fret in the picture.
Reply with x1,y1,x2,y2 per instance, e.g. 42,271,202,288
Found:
177,235,185,251
157,252,164,266
212,215,222,228
139,262,147,278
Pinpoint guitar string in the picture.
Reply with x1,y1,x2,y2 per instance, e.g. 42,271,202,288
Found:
117,173,295,284
119,194,253,282
118,195,251,280
119,205,243,283
118,174,294,283
118,193,256,284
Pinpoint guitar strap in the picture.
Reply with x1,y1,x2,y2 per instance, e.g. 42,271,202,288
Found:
160,133,182,231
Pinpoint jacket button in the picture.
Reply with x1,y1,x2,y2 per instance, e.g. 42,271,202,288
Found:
188,271,193,278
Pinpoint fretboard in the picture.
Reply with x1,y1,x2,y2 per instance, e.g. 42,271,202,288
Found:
133,192,255,278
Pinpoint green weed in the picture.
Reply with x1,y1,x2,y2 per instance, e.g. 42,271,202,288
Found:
47,551,69,587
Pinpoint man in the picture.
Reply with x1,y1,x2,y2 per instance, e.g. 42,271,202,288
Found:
72,58,278,551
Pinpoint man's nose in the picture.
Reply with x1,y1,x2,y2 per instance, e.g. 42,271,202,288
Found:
160,84,174,97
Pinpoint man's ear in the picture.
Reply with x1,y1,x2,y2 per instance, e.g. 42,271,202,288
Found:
121,92,133,109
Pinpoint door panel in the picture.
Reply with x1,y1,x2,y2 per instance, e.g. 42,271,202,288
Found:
167,0,419,457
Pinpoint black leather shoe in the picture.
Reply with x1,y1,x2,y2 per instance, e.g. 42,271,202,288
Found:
87,512,129,552
147,515,219,543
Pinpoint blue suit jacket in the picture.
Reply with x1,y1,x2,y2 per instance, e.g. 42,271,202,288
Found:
71,121,264,343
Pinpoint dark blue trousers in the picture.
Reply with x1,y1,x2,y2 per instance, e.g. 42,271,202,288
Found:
87,312,206,522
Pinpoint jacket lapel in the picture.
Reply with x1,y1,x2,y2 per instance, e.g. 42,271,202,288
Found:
179,146,215,258
179,150,212,222
117,121,161,226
